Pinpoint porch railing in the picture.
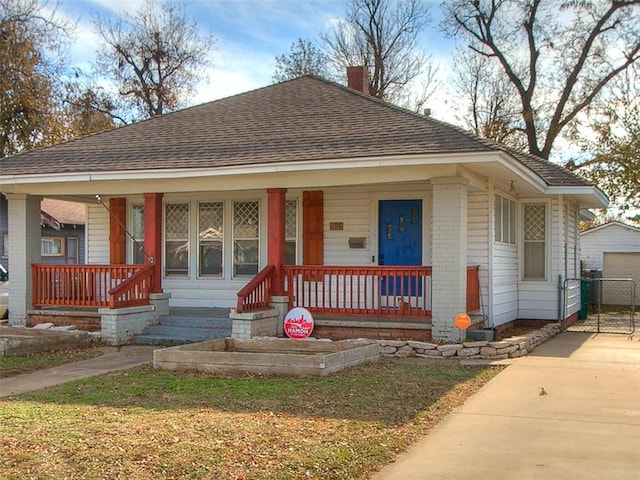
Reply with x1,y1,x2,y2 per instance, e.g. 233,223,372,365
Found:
32,264,154,309
108,264,155,309
236,264,275,313
283,266,433,318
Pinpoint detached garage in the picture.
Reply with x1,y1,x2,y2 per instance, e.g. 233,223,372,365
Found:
581,222,640,305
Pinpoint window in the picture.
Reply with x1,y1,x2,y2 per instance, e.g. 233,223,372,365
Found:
2,233,7,257
41,237,64,256
285,199,297,265
131,203,145,264
233,201,259,276
67,237,79,264
165,203,189,277
523,203,547,280
494,194,516,244
198,202,224,277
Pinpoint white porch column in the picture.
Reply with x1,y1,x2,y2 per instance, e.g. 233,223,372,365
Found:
7,194,42,326
431,177,468,342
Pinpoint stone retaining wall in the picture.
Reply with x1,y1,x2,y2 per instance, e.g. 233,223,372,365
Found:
377,323,562,360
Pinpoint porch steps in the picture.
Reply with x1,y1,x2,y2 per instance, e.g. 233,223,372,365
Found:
133,307,232,346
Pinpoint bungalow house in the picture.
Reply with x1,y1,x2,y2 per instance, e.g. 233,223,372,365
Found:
1,195,86,272
0,68,607,343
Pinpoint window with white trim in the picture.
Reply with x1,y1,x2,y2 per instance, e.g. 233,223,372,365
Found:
233,201,259,276
285,199,297,265
198,202,224,277
523,203,547,280
164,203,189,277
494,194,516,244
131,203,145,264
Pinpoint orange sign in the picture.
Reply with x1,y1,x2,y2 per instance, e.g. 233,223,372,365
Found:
454,313,471,330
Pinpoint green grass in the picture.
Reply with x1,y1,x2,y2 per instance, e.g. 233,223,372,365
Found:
0,360,500,479
0,347,103,378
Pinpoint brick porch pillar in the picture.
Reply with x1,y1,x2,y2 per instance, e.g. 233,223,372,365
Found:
431,177,469,342
6,193,42,326
267,188,287,295
144,193,164,293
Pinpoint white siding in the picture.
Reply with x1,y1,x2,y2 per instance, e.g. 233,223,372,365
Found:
493,243,518,325
467,190,491,320
581,223,640,271
86,204,109,263
323,188,372,265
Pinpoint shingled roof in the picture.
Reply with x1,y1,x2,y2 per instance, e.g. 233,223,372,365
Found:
0,75,590,187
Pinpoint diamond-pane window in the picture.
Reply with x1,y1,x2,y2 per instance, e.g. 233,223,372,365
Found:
233,201,259,276
285,200,297,264
199,202,223,277
523,203,546,280
165,203,189,277
131,204,145,264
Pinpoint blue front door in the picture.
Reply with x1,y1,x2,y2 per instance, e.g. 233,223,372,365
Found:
378,200,422,296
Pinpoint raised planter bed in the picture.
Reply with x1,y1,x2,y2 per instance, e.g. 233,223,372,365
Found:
153,337,380,376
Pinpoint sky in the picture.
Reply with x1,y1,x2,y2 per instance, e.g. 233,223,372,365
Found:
56,0,459,121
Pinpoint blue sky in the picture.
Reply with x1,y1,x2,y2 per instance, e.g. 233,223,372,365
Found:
57,0,458,119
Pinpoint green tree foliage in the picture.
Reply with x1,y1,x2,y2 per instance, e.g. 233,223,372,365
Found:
94,0,214,121
443,0,640,159
0,0,70,156
567,73,640,217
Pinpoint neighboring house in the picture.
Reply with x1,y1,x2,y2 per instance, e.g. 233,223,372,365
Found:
0,69,607,342
0,194,86,273
580,221,640,304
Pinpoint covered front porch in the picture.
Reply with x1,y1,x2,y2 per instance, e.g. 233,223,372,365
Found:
8,174,482,343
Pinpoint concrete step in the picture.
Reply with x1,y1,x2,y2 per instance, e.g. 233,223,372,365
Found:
132,333,228,346
158,316,231,329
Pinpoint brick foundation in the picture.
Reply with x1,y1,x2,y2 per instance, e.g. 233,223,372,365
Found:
28,310,101,332
312,325,431,342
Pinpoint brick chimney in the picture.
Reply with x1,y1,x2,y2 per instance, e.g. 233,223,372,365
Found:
347,66,369,94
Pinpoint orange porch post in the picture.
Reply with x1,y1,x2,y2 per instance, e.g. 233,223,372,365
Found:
144,193,164,293
267,188,287,295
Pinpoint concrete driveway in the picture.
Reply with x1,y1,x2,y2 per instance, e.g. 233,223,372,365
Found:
372,332,640,480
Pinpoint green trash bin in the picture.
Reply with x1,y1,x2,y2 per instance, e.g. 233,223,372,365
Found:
579,279,589,320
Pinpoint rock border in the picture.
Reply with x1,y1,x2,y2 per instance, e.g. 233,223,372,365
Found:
377,323,562,360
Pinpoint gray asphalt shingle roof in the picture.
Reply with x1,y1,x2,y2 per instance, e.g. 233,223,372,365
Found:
0,76,591,187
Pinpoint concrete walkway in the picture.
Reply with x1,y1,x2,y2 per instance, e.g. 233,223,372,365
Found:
1,345,155,398
372,332,640,480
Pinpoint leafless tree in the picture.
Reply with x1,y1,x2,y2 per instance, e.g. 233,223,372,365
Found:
452,47,527,150
94,0,214,121
320,0,437,107
443,0,640,159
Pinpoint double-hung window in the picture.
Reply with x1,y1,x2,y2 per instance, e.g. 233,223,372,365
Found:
523,203,547,280
494,194,516,244
233,201,259,276
165,203,190,277
131,203,145,264
285,199,297,265
198,202,224,277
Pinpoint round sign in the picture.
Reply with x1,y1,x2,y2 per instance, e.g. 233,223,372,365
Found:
284,307,314,339
454,312,471,330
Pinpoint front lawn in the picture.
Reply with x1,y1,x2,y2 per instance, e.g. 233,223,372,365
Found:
0,347,103,378
0,360,500,479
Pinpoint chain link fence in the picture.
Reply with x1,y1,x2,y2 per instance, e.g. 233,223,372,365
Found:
564,277,636,335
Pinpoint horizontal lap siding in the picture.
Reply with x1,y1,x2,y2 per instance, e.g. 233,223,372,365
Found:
493,243,518,325
323,188,372,265
467,191,489,318
86,204,109,263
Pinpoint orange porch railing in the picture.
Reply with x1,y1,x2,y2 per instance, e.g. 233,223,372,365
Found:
283,265,434,318
32,264,154,309
236,264,275,313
